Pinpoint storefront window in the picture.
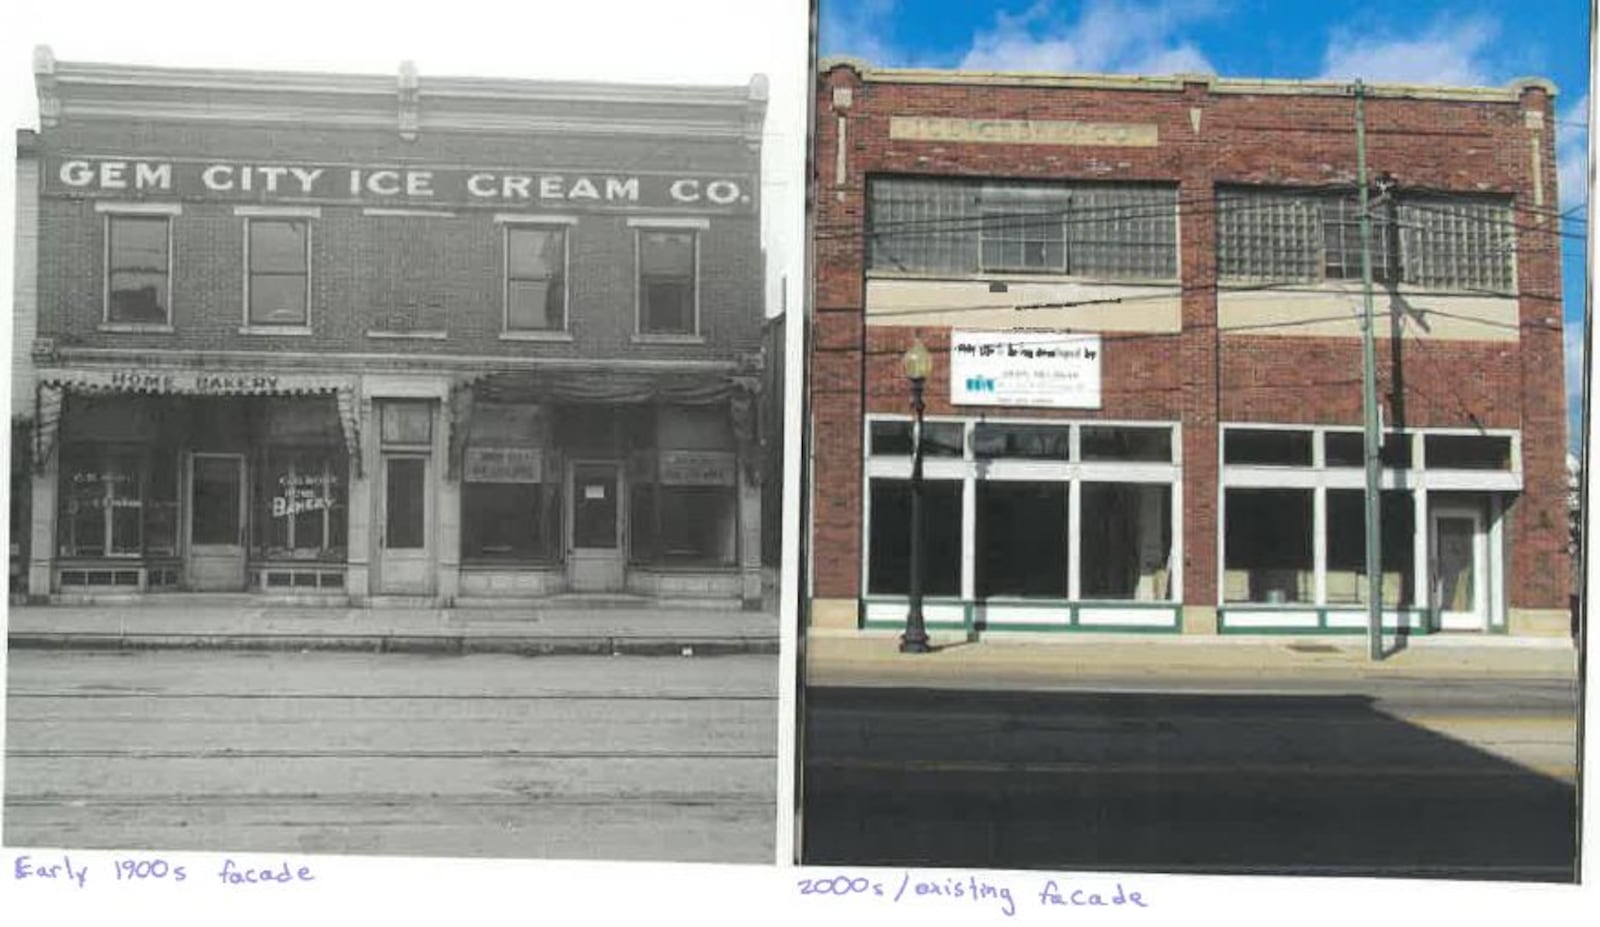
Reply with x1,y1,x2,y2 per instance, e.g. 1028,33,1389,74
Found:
629,407,738,567
58,448,148,557
254,451,347,560
867,478,961,596
1326,490,1415,607
630,483,737,566
977,481,1069,598
462,404,561,564
1224,489,1313,603
463,482,562,561
1081,483,1172,600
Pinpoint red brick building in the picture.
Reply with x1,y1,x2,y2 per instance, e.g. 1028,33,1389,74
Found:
19,49,769,607
809,60,1570,638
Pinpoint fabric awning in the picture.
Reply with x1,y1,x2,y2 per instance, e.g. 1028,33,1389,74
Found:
33,368,363,476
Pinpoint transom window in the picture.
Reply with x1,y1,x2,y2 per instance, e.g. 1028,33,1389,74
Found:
638,229,697,335
1216,187,1513,291
506,226,567,331
247,218,310,326
106,214,170,324
867,176,1178,280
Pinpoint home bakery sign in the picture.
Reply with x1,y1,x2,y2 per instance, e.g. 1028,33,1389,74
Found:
46,157,756,214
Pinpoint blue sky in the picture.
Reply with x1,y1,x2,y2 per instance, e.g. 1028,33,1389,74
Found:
821,0,1591,451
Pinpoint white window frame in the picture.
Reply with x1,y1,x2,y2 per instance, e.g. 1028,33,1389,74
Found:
497,213,578,340
237,205,319,335
98,201,180,330
1217,423,1522,613
862,414,1183,604
629,217,707,340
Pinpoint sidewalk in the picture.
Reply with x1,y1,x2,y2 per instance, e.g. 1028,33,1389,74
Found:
4,601,780,656
806,629,1582,683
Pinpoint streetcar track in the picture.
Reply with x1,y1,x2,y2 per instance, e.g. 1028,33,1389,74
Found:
6,795,775,808
8,691,776,701
9,748,777,759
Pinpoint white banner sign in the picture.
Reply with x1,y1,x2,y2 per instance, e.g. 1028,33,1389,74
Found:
950,331,1102,409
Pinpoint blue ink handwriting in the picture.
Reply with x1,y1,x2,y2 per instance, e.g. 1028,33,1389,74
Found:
1038,880,1148,909
218,858,316,886
13,854,88,888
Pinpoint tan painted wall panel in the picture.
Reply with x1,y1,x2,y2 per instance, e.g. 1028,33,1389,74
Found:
865,277,1181,331
1218,287,1519,342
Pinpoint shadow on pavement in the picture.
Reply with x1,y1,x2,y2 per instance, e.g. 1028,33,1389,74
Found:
801,687,1577,881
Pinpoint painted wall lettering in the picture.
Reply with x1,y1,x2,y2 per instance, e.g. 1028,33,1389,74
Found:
46,157,754,213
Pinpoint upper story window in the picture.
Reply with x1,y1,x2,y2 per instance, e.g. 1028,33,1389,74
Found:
1216,188,1514,292
105,213,171,324
866,176,1179,281
506,225,568,332
247,218,311,326
637,227,699,335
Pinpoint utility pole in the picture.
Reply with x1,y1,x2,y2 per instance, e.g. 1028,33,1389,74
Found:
1355,79,1384,662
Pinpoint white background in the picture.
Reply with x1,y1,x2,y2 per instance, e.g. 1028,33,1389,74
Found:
1,1,1597,925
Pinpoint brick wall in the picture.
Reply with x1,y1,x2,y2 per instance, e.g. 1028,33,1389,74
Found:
35,120,764,361
812,65,1570,610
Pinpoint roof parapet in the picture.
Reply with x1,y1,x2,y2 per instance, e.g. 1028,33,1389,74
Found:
833,61,1551,104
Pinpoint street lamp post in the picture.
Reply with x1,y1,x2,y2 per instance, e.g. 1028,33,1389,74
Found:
900,336,933,654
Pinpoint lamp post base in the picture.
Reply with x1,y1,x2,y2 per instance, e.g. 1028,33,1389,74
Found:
898,628,931,653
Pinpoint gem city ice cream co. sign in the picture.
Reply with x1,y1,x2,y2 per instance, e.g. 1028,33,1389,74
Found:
950,330,1102,409
45,157,756,214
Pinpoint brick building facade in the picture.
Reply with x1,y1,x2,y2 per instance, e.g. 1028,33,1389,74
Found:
809,60,1570,638
19,49,769,607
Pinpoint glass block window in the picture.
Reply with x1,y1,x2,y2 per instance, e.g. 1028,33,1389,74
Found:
1217,187,1512,291
1399,198,1515,291
867,176,1177,280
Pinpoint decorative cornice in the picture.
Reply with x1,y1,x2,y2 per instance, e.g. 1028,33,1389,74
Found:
32,46,767,145
840,61,1549,104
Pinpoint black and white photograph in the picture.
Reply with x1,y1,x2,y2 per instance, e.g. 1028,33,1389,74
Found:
1,0,806,867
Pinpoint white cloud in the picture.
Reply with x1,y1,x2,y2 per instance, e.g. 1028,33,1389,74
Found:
959,0,1218,76
1318,17,1497,86
1567,320,1587,436
820,0,910,66
1556,94,1588,214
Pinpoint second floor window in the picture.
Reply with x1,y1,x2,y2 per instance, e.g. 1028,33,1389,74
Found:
107,215,170,324
867,176,1179,281
506,226,567,331
1216,188,1515,292
247,219,310,326
638,229,697,335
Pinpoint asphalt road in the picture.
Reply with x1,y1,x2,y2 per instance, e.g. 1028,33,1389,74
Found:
800,674,1580,881
5,650,778,863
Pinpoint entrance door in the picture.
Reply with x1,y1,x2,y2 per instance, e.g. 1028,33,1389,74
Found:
1431,503,1487,631
377,453,433,595
188,453,246,591
568,461,624,592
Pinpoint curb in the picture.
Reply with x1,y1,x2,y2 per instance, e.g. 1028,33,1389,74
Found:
6,633,781,657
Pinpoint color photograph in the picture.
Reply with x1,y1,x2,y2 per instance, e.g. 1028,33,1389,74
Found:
801,0,1587,881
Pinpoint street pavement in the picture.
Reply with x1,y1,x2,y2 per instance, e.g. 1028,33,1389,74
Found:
5,649,778,863
800,663,1581,881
